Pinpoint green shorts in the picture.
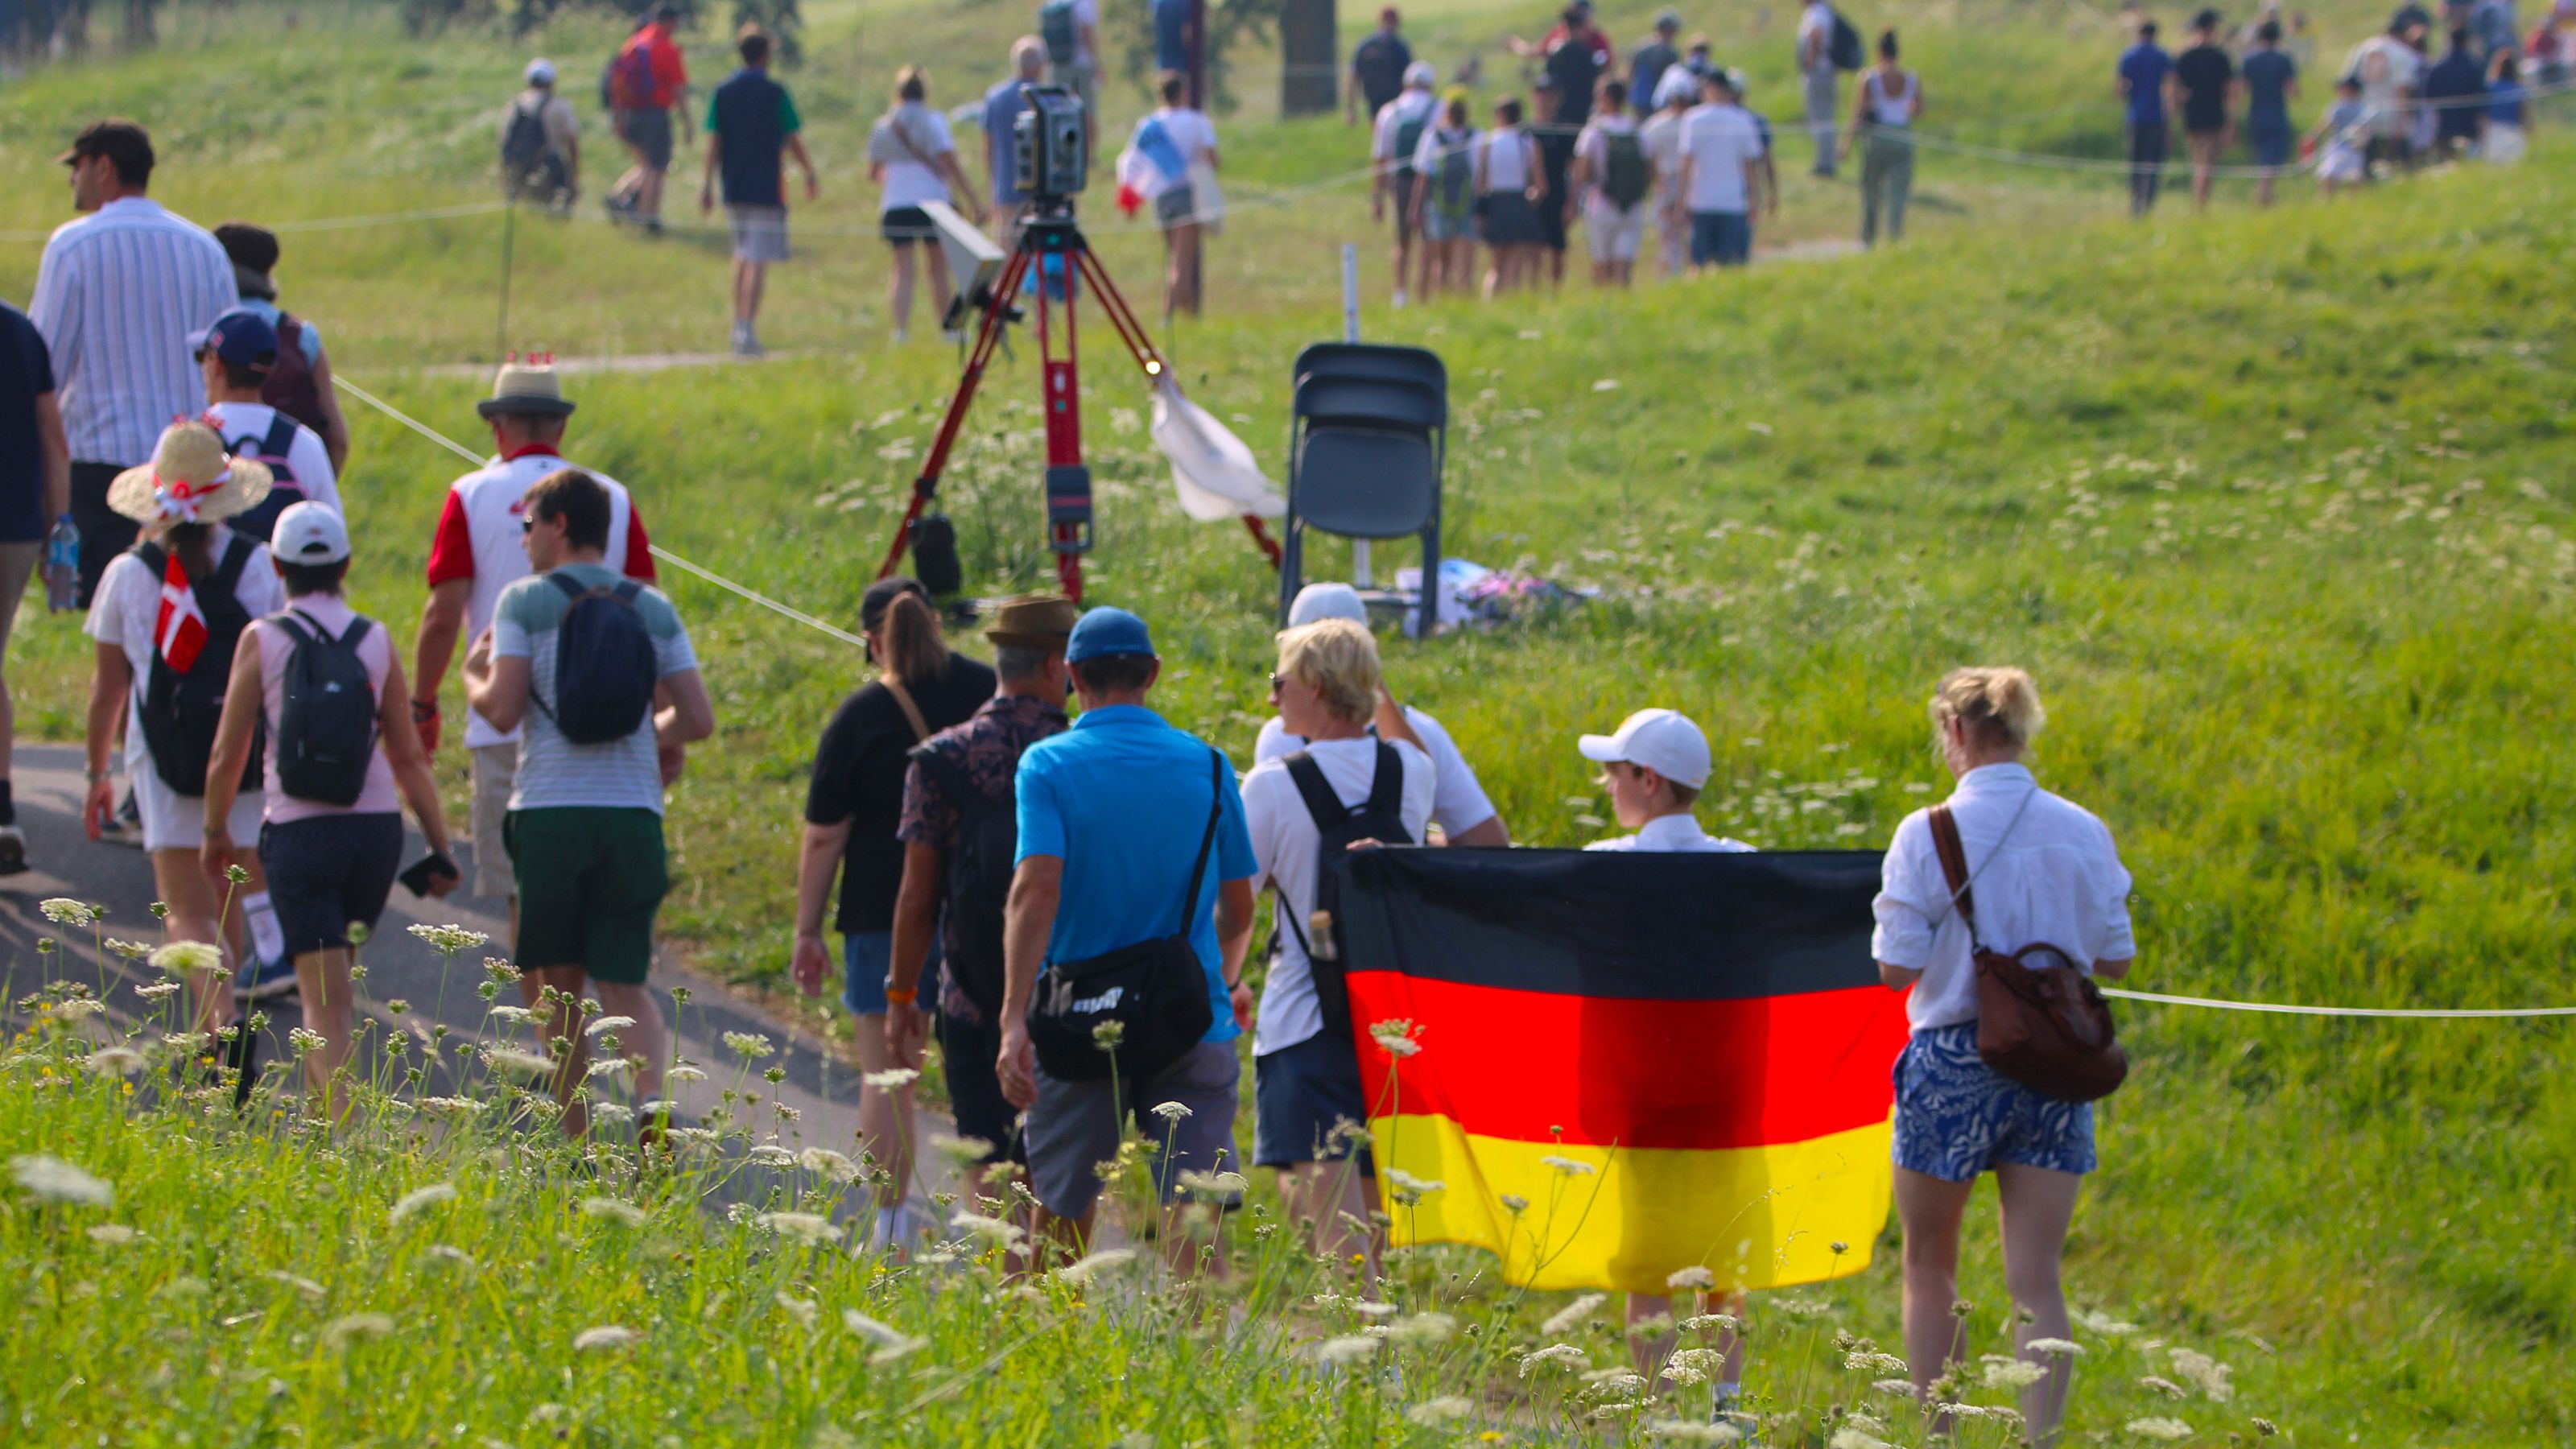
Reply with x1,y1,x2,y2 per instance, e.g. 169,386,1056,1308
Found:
503,807,669,985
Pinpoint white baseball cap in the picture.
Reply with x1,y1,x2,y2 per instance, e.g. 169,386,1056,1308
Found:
270,501,351,566
526,58,557,85
1403,60,1438,88
1577,708,1711,788
1287,581,1368,627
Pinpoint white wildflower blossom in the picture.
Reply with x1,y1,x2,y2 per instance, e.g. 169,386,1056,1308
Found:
1540,1154,1597,1176
147,941,224,975
1541,1292,1609,1336
949,1210,1030,1253
720,1031,774,1060
582,1015,637,1037
931,1133,995,1162
2139,1374,2189,1398
85,1046,147,1075
1406,1397,1475,1426
2168,1348,2234,1402
1385,1312,1455,1348
86,1224,139,1245
1680,1313,1742,1334
1175,1169,1250,1197
483,1047,558,1079
485,1005,538,1025
39,898,101,926
1051,1247,1139,1285
665,1126,720,1150
1640,1422,1741,1444
1830,1431,1894,1449
1870,1377,1918,1398
2027,1336,2085,1356
1583,1368,1647,1393
390,1183,458,1223
1844,1351,1909,1374
1149,1100,1193,1121
407,924,489,955
1771,1295,1833,1318
106,939,153,961
1349,1301,1399,1318
2125,1418,2194,1441
667,1063,708,1084
52,998,105,1021
2072,1307,2139,1335
579,1197,647,1226
324,1313,394,1347
842,1310,927,1364
11,1155,113,1208
287,1026,328,1055
572,1325,639,1352
1499,1193,1530,1213
415,1096,486,1117
748,1144,799,1167
755,1212,842,1246
1517,1344,1588,1377
861,1067,919,1090
1368,1018,1423,1057
1385,1167,1444,1196
1665,1265,1716,1290
589,1101,634,1127
1982,1360,2047,1390
799,1148,861,1182
131,980,180,1001
584,1056,632,1079
266,1270,326,1299
1313,1334,1382,1366
1661,1362,1708,1387
774,1294,820,1328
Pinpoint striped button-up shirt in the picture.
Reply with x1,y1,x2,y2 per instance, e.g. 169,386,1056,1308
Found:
28,196,237,466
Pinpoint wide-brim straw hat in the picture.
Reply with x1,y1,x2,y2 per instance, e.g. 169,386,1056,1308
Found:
985,593,1082,649
106,420,274,526
476,356,578,419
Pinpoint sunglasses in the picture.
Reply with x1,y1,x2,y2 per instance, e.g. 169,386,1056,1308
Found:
1267,671,1287,696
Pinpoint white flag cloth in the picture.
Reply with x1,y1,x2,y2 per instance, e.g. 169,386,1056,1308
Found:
1151,377,1284,521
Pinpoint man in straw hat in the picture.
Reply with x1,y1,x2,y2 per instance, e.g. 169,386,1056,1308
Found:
80,419,283,1085
879,594,1080,1232
411,356,659,910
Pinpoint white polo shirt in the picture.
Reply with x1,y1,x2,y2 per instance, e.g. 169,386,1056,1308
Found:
1254,704,1497,840
1584,812,1753,853
423,446,654,749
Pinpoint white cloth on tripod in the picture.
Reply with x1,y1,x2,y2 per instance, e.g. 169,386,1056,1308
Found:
1152,376,1283,521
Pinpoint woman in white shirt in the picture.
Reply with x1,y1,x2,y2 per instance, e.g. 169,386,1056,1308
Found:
869,67,985,344
1642,66,1699,279
1839,29,1923,247
1569,77,1650,287
1871,668,2134,1445
1125,72,1220,319
1474,95,1547,299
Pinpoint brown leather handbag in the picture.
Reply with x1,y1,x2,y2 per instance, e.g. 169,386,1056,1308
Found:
1927,803,2128,1104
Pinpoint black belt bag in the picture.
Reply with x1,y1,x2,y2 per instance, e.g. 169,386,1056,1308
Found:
1026,749,1224,1082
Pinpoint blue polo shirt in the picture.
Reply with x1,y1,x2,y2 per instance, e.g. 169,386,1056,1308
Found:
983,78,1036,205
2119,43,2172,126
1015,704,1256,1043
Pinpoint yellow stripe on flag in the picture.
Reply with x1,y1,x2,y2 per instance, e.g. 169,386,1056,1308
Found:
1369,1113,1894,1295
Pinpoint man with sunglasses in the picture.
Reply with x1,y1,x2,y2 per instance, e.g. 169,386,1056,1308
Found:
411,357,659,910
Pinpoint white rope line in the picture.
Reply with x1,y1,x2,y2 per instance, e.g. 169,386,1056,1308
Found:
2101,987,2576,1018
334,372,868,650
0,200,511,244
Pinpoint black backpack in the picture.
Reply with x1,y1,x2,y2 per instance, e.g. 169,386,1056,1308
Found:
1279,742,1414,1038
223,414,307,545
532,572,658,745
1602,129,1651,209
1392,104,1433,181
910,744,1022,1019
269,609,379,806
502,97,551,175
1829,9,1866,71
134,538,263,798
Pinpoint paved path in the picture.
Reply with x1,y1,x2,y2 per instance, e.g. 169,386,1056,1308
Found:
0,744,955,1210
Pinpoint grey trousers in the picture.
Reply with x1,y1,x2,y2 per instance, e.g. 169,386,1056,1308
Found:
1860,130,1914,245
1802,68,1839,174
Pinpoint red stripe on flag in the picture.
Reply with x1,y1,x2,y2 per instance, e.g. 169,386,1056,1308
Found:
153,550,208,675
1346,974,1911,1153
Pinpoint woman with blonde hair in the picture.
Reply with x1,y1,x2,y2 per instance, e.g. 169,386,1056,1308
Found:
1871,667,2135,1448
869,66,985,343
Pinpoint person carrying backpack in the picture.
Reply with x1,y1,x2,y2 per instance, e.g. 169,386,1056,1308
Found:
499,59,581,213
191,306,340,548
80,420,283,1074
605,4,689,234
213,225,352,475
1371,60,1442,308
1038,0,1100,155
1408,94,1482,299
1571,76,1652,287
1798,0,1862,177
1241,617,1435,1284
463,468,713,1139
198,503,458,1122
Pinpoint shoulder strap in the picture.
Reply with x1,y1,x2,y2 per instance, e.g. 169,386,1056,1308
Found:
1364,740,1403,817
1926,805,1977,931
1174,748,1225,935
270,609,315,646
880,674,933,744
134,541,167,575
261,413,299,458
547,570,588,603
612,580,642,604
888,107,942,170
1282,749,1349,831
213,535,255,592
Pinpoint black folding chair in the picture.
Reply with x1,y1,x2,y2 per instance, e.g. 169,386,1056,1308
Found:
1278,343,1447,638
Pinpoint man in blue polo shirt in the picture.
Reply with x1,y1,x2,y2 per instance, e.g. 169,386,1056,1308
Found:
2117,20,2174,217
997,607,1257,1271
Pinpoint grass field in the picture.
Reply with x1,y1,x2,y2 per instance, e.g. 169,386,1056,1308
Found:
5,1,2574,1443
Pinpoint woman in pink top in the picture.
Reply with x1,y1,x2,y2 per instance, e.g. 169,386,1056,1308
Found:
202,502,457,1119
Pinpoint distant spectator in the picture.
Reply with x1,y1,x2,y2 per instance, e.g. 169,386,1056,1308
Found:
2240,20,2300,206
1038,0,1100,154
1154,0,1194,77
1348,6,1413,126
1682,31,1716,80
870,66,980,348
793,576,997,1247
606,4,689,234
499,58,581,214
2343,19,2426,168
1571,77,1650,287
1678,68,1764,271
2471,0,2519,60
2309,75,2372,194
2173,10,2234,212
2523,0,2569,86
2116,20,2174,217
1514,0,1613,126
1843,29,1922,246
1373,60,1443,307
1643,66,1698,277
704,26,820,357
1408,93,1482,299
1124,72,1220,319
2484,50,2529,159
192,306,340,547
997,607,1259,1273
31,119,235,607
213,222,352,473
461,468,714,1139
1728,68,1782,251
1629,9,1684,118
1253,583,1509,847
1474,96,1546,297
200,502,458,1123
0,300,68,877
1797,0,1841,176
2425,27,2491,156
985,39,1048,242
1530,77,1576,291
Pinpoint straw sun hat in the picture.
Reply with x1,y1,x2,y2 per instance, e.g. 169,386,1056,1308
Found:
106,420,273,526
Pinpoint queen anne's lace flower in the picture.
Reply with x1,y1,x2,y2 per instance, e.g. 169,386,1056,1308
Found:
10,1154,112,1207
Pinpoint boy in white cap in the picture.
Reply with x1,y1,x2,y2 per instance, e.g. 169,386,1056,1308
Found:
1371,60,1443,308
501,59,581,209
1576,706,1748,853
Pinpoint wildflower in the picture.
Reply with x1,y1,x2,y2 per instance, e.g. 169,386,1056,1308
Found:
1661,1362,1708,1387
2125,1418,2194,1442
481,957,522,982
1541,1292,1608,1336
289,1026,328,1055
1406,1397,1475,1426
2252,1417,2281,1437
132,980,179,1002
2139,1375,2188,1398
1639,1423,1740,1444
720,1030,774,1060
390,1183,457,1224
584,1057,631,1079
1666,1348,1720,1380
87,1224,138,1245
2071,1307,2139,1335
1869,1378,1917,1398
2168,1348,2234,1401
10,1154,112,1208
861,1067,919,1089
39,899,101,926
324,1313,394,1347
931,1133,995,1163
407,924,488,955
84,1046,150,1079
1175,1168,1250,1197
1981,1360,2046,1390
572,1325,639,1352
223,864,249,884
1666,1265,1716,1290
147,941,223,976
579,1197,646,1226
1385,1311,1455,1348
1385,1166,1443,1197
1368,1018,1423,1058
1091,1020,1125,1049
842,1309,927,1364
738,1143,796,1166
266,1270,326,1299
1830,1432,1894,1449
665,1127,720,1150
1499,1193,1530,1214
1313,1334,1381,1366
1517,1344,1587,1376
950,1210,1030,1253
591,1102,634,1127
1149,1100,1193,1121
799,1148,861,1182
416,1096,486,1117
2027,1336,2085,1356
105,939,151,960
1680,1313,1741,1334
667,1063,708,1084
756,1212,841,1246
483,1047,557,1079
1844,1351,1908,1374
582,1015,636,1036
1540,1154,1596,1177
1052,1247,1139,1285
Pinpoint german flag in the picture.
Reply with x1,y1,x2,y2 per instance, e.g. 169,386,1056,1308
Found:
1334,847,1909,1295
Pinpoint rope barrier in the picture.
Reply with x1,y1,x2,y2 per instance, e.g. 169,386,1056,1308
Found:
2102,987,2576,1018
333,372,868,650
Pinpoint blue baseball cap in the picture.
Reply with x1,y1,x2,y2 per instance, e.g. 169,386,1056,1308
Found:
188,306,279,372
1066,606,1154,664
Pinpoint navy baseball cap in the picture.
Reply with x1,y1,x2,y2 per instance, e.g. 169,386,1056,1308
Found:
188,307,280,372
1067,606,1154,664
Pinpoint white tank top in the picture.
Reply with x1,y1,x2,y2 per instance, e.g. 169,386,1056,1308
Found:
1864,69,1918,127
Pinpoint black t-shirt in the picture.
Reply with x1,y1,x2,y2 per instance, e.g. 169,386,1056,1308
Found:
1352,33,1413,119
2175,43,2234,132
805,651,997,932
1545,38,1602,126
0,305,54,546
1535,124,1576,224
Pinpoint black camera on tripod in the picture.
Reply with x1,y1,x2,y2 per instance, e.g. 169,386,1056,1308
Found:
1012,85,1088,204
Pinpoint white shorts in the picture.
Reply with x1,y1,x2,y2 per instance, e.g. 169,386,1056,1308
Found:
130,750,263,853
2319,149,2365,183
1583,196,1648,262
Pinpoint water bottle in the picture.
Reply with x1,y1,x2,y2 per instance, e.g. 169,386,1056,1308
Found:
43,514,78,613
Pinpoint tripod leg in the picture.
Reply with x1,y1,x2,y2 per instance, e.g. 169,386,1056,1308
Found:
875,244,1035,582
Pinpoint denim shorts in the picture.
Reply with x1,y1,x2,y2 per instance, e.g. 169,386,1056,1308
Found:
1689,209,1750,266
841,931,942,1018
1891,1022,2095,1183
1253,1028,1375,1172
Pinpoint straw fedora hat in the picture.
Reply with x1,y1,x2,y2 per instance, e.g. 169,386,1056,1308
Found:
106,420,274,526
984,593,1081,649
476,354,578,419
